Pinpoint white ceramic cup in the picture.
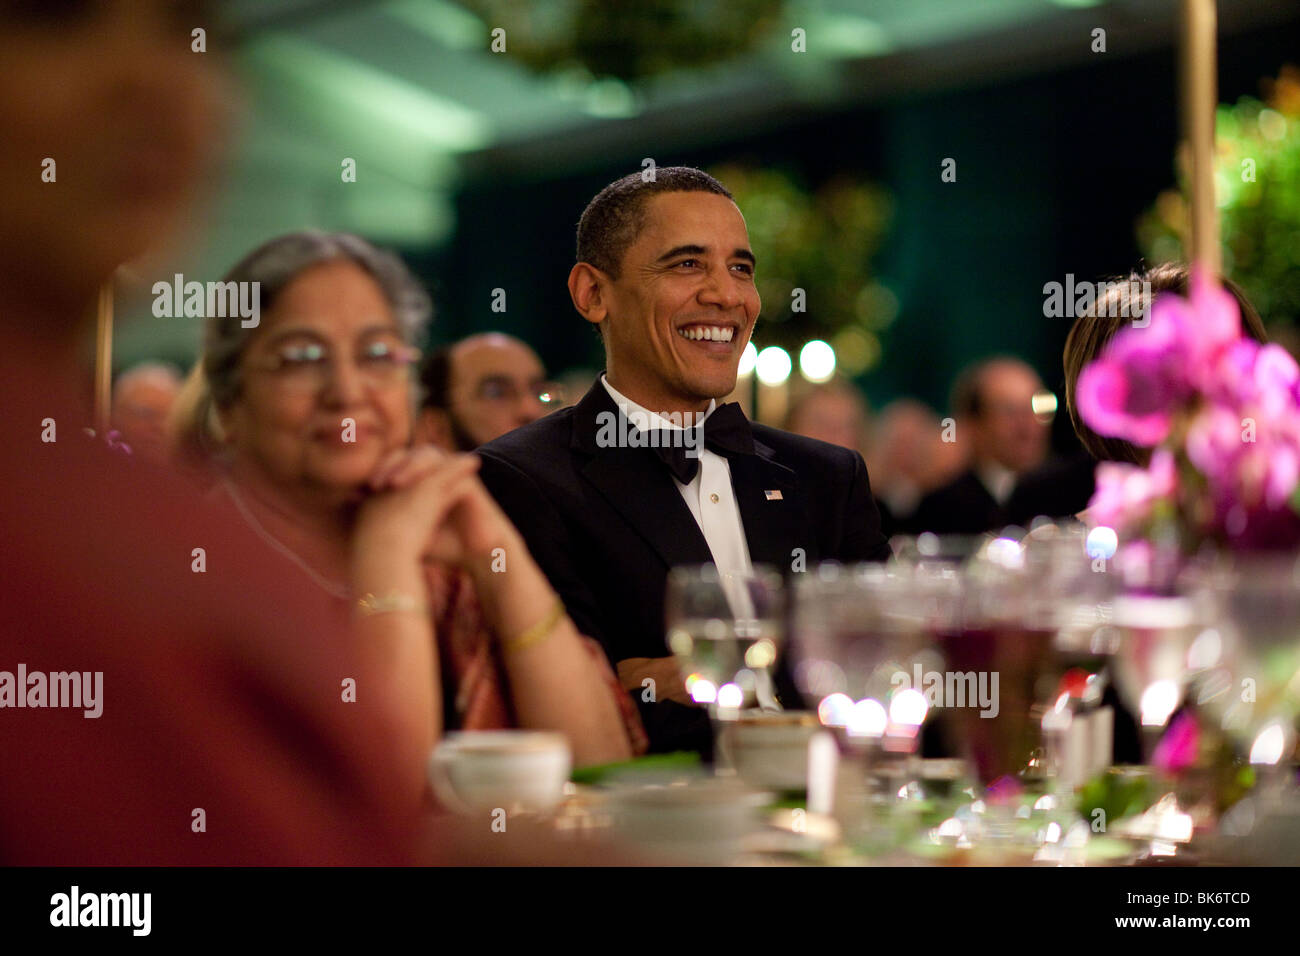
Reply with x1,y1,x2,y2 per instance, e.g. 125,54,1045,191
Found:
724,711,820,791
606,779,767,864
428,730,571,815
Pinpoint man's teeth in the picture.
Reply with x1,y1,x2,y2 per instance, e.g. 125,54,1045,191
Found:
677,326,735,343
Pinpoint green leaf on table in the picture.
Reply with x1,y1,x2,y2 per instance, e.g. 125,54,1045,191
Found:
569,750,701,786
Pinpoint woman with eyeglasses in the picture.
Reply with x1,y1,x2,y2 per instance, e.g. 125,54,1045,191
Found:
181,231,644,771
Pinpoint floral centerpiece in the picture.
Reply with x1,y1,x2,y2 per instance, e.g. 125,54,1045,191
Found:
1073,274,1300,822
1077,272,1300,553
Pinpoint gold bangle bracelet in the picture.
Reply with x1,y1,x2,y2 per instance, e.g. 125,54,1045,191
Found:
356,590,428,617
502,598,565,654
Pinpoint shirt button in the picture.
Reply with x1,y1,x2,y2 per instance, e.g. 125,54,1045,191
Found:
710,493,720,503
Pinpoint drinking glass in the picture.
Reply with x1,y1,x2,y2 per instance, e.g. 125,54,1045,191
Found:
665,564,785,721
1196,554,1300,785
790,561,942,816
1106,546,1221,771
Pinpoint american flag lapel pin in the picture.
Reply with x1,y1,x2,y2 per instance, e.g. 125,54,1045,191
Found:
764,489,783,501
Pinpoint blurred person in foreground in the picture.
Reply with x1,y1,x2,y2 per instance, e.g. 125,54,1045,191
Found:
1008,263,1269,526
910,357,1051,536
111,360,182,461
181,231,641,764
0,0,616,865
416,332,563,451
475,167,891,755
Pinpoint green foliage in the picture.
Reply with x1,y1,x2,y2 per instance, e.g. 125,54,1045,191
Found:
708,163,893,373
1138,67,1300,334
1077,767,1156,826
568,749,700,785
457,0,784,82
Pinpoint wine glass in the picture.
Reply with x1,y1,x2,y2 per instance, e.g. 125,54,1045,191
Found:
664,564,785,731
790,561,941,817
1107,550,1216,771
1022,522,1120,788
1198,554,1300,785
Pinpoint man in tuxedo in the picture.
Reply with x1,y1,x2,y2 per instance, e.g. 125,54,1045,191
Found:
476,167,891,754
909,357,1050,536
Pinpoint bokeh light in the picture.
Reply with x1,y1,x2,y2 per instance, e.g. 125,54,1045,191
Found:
798,340,836,383
755,346,792,385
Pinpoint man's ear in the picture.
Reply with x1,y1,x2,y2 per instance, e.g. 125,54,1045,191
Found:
568,263,609,330
416,408,455,452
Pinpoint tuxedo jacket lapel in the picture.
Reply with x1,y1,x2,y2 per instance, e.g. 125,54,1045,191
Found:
571,382,713,571
728,440,812,571
569,380,812,574
580,452,714,570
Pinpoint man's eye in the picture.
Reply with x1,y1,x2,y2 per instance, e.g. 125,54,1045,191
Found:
732,263,754,275
675,259,700,269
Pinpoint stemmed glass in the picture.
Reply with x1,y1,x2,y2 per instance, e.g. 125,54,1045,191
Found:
1197,555,1300,787
1090,544,1228,855
1106,544,1219,771
1023,522,1119,787
790,562,938,815
664,565,786,761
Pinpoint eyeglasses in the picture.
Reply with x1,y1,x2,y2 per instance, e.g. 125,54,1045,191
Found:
250,338,420,391
470,377,568,407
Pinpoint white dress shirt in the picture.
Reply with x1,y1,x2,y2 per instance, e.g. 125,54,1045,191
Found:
601,377,778,709
975,460,1018,507
600,375,754,580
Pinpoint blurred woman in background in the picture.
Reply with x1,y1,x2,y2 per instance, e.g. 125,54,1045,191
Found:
1063,262,1268,466
182,231,644,766
996,263,1275,527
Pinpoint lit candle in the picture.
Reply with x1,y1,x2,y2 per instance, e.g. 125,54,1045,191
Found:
1182,0,1221,279
94,281,114,435
754,346,792,426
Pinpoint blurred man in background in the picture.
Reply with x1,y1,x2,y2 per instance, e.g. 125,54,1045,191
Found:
909,357,1050,535
783,380,871,455
867,398,967,536
417,332,563,450
112,361,182,461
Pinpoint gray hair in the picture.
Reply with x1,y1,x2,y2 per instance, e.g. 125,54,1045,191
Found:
113,361,183,402
202,230,432,409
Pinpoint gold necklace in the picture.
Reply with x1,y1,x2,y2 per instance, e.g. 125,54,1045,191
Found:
222,478,352,601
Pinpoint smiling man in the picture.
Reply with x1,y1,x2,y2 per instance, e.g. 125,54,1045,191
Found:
476,167,891,754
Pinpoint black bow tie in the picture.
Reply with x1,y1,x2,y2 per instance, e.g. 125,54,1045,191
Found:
643,402,754,484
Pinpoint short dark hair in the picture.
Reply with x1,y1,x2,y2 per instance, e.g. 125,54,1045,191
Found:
576,166,733,278
417,345,453,411
1063,263,1267,464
